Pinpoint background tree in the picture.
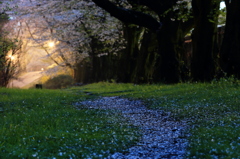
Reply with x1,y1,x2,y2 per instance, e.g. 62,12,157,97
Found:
157,0,193,83
220,0,240,78
119,24,158,83
114,2,158,83
191,0,221,82
91,0,194,83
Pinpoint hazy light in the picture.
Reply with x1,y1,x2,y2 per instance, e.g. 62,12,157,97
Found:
8,55,15,60
48,41,55,48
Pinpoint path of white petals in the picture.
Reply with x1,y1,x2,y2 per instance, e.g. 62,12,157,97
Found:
77,96,190,159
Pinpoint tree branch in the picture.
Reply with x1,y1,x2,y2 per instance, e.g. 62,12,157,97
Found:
91,0,161,32
126,0,178,15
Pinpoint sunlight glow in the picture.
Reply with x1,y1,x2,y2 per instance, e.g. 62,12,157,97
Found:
8,55,15,60
48,41,55,48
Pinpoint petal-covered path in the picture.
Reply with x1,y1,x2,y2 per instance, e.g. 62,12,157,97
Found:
77,96,190,159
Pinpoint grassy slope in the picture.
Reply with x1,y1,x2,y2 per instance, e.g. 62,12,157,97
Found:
77,80,240,158
0,88,139,158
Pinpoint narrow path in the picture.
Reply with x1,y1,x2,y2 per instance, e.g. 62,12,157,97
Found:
8,71,43,88
77,96,190,159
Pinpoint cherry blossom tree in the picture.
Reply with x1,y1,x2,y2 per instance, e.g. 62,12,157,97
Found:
3,0,125,82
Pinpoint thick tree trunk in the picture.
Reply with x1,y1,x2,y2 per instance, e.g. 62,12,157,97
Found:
220,0,240,78
74,59,92,83
98,53,118,81
154,17,193,83
117,25,144,83
156,27,180,83
191,0,220,82
131,30,158,83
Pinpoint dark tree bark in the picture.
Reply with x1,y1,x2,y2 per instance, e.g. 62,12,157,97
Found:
132,30,158,83
191,0,220,82
154,12,193,83
74,61,89,83
220,0,240,78
117,24,144,83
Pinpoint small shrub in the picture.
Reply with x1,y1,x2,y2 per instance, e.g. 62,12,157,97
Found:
44,74,74,89
39,75,51,84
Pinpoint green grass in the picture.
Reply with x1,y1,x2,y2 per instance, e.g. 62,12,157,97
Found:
2,79,240,158
76,79,240,158
0,88,139,158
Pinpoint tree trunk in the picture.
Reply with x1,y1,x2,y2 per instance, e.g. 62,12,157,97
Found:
156,30,180,83
154,16,193,83
191,0,220,82
117,24,144,83
220,0,240,78
131,30,158,83
74,58,93,84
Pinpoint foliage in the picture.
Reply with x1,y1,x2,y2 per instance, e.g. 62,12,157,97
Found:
77,80,240,158
43,74,75,89
0,88,139,158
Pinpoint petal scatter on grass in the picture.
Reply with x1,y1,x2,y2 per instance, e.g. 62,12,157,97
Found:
76,96,190,159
